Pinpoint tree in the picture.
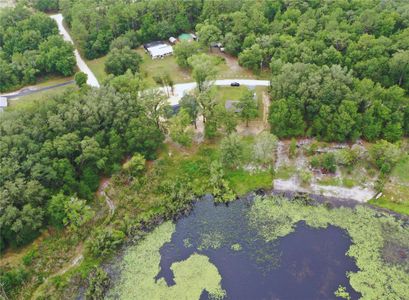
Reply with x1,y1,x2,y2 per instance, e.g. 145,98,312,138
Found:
188,54,218,92
209,160,236,203
122,153,146,177
220,133,243,169
389,51,409,89
179,94,199,128
47,193,70,228
237,89,258,127
39,35,76,76
63,197,94,232
238,44,263,72
74,71,88,87
104,69,144,98
169,108,194,146
139,89,170,131
253,132,278,165
104,47,142,76
369,140,402,173
196,23,221,50
173,41,200,68
269,98,306,138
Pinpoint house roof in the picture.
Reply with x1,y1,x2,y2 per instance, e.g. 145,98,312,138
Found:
148,44,173,57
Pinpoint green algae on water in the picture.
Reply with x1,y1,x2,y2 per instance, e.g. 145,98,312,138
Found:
248,196,409,299
109,222,225,300
198,231,224,250
231,243,242,251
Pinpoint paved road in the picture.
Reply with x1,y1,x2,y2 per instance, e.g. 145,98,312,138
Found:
2,81,75,99
167,79,270,105
50,14,100,88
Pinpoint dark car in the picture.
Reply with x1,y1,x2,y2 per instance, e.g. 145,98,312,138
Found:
230,82,240,87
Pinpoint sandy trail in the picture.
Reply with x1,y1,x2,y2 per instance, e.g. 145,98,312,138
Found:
49,14,100,88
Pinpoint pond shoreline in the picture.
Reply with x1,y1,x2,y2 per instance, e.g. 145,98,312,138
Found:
78,187,408,299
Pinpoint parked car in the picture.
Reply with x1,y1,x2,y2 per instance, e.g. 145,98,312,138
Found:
230,82,240,87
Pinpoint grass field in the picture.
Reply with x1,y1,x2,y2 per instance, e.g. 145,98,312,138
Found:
86,56,109,83
8,84,76,110
370,156,409,215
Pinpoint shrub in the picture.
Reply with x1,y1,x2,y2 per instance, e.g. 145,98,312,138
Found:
220,133,243,169
369,140,402,174
86,267,110,300
123,153,146,177
74,72,88,87
87,228,126,258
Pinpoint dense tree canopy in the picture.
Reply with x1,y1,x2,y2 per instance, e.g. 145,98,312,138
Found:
0,5,75,92
0,86,165,249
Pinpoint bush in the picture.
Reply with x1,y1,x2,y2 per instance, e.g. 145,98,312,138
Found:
369,140,402,174
22,249,38,266
310,153,337,173
74,72,88,87
123,153,146,177
87,228,126,257
220,133,243,169
0,268,29,296
86,267,110,300
104,47,142,76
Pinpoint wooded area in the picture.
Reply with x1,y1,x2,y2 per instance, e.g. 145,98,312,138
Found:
0,5,75,92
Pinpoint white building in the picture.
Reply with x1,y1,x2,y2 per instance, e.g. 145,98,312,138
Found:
169,37,177,44
146,43,173,59
0,96,7,112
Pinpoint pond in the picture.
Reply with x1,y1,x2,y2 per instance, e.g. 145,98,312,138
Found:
108,195,366,300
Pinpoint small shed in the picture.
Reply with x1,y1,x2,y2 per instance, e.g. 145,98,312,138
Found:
169,37,177,44
0,96,8,112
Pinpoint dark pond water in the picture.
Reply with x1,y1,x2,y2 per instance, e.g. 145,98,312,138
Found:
156,195,360,300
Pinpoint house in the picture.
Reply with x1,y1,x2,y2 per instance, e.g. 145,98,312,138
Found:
169,37,177,44
0,96,7,112
144,41,173,59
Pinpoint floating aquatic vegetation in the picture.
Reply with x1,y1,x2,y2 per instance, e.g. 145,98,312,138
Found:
183,238,192,248
198,231,224,250
248,196,409,299
108,222,225,300
231,243,242,251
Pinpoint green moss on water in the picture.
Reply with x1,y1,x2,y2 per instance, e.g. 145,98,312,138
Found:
248,196,409,299
110,222,225,300
231,243,242,251
198,231,224,250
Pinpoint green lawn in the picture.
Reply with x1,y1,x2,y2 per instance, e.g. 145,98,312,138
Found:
8,84,76,110
136,48,193,87
86,56,109,83
370,156,409,215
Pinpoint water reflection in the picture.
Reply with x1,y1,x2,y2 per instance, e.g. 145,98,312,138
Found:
157,196,360,300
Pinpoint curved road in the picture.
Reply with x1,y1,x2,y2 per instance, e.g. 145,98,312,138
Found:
168,80,270,105
2,13,269,100
50,14,100,88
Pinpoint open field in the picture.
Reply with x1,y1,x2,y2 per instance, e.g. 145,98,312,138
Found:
86,47,263,87
8,84,76,110
85,56,109,83
370,156,409,215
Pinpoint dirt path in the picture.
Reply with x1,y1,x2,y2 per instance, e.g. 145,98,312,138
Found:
50,14,100,88
98,178,115,215
262,92,270,129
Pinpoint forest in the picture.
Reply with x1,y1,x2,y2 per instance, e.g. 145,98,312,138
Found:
0,5,76,92
0,84,164,249
1,0,409,298
58,0,409,141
